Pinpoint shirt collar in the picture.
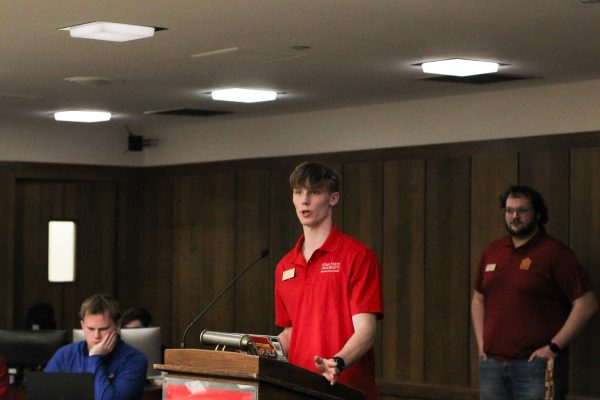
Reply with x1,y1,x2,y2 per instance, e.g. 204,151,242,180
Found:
504,228,547,251
320,225,343,252
290,225,343,265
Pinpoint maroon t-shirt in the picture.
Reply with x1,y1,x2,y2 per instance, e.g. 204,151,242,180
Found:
475,230,594,362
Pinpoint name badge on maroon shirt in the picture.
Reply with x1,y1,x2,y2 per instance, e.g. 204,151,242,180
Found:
485,263,496,272
282,268,295,281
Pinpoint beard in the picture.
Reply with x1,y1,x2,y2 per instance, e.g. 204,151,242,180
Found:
505,218,538,238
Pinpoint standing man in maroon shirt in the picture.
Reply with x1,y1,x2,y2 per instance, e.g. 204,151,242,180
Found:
471,185,597,400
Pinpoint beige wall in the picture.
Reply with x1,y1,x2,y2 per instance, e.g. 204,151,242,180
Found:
3,78,600,166
0,119,142,166
147,78,600,165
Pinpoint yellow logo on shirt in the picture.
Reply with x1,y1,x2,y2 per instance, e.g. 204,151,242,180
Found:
520,257,532,270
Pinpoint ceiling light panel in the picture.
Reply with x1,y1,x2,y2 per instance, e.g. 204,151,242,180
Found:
421,59,499,77
68,21,154,42
54,111,111,123
211,88,277,103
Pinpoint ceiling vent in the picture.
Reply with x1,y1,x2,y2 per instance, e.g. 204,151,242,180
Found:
0,93,41,103
144,108,233,117
421,73,530,85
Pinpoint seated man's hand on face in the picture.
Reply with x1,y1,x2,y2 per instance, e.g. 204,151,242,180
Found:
89,329,119,357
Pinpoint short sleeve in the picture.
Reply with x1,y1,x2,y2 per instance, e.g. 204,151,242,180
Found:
349,248,383,318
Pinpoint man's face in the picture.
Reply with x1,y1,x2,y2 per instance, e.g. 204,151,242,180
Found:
504,196,538,238
292,185,339,229
80,311,116,350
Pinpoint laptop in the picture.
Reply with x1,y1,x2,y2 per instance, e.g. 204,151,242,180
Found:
25,371,94,400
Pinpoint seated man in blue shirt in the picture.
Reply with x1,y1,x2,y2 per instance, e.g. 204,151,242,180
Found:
45,294,147,400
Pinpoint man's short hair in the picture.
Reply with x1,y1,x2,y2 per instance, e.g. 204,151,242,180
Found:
289,161,340,193
79,293,121,323
120,306,153,327
499,184,549,227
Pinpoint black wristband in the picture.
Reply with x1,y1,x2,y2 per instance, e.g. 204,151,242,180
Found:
549,342,561,354
332,356,345,372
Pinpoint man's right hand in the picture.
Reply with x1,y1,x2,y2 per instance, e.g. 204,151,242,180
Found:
89,330,118,356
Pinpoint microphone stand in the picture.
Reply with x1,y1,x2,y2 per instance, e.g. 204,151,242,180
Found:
179,249,269,348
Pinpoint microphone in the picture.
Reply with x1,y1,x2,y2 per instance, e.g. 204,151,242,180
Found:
179,248,269,348
199,330,252,350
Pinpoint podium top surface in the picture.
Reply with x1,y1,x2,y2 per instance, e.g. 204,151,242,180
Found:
156,348,366,400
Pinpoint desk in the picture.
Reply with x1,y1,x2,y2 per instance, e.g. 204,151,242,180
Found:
143,384,162,399
5,386,25,400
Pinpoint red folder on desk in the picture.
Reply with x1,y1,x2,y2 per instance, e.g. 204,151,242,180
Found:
166,384,255,399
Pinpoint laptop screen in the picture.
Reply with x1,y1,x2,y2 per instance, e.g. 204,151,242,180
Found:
25,371,94,400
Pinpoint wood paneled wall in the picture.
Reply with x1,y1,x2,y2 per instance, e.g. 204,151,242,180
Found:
14,180,118,329
1,131,599,399
0,164,141,331
570,148,600,395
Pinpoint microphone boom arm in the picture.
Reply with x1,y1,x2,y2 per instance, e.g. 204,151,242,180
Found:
179,249,269,348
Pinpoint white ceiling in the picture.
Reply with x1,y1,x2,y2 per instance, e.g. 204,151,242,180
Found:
3,1,600,132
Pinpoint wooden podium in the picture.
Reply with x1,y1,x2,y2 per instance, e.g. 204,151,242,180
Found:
155,348,366,400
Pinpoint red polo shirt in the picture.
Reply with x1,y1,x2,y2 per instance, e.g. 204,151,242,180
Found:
275,225,383,399
475,230,594,362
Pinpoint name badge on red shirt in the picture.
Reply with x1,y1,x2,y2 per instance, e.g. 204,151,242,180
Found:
282,268,295,281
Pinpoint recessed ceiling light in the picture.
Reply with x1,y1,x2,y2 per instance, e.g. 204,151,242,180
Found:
211,88,277,103
54,111,111,123
421,59,499,77
66,21,154,42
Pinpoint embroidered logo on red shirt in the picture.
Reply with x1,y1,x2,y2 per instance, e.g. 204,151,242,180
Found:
320,262,341,273
520,257,532,270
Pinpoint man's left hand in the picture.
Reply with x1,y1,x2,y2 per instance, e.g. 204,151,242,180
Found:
528,345,555,362
314,355,340,385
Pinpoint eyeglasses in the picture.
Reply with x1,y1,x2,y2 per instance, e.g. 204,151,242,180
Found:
504,207,533,216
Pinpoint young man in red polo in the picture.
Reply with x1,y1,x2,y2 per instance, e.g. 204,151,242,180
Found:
275,161,383,400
